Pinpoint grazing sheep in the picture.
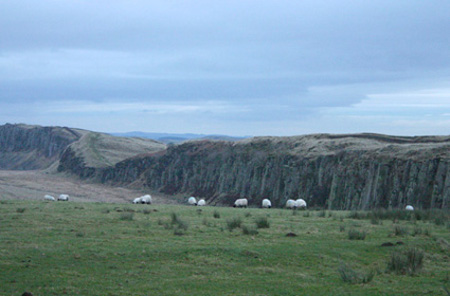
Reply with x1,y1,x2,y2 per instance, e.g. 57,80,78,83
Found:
233,198,248,208
188,196,197,206
140,195,152,204
197,199,206,206
262,199,272,208
58,194,69,201
44,195,56,201
286,199,296,209
295,199,307,209
405,205,414,211
132,197,142,204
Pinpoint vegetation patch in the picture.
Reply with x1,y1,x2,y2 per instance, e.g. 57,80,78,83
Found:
338,262,375,284
255,216,270,229
387,247,424,275
226,216,242,232
348,228,367,240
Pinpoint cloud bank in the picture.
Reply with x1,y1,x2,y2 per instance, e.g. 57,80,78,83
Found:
1,0,449,136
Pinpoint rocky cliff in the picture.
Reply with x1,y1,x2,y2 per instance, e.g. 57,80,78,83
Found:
3,123,448,210
98,134,450,210
0,124,83,169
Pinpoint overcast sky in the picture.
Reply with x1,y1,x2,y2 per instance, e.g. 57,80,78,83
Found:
1,1,449,136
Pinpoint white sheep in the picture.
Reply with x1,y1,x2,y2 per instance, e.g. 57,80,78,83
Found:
295,199,307,209
405,205,414,211
188,196,197,206
262,199,272,208
140,195,152,204
44,195,56,201
58,194,69,201
286,199,296,209
197,199,206,206
233,198,248,208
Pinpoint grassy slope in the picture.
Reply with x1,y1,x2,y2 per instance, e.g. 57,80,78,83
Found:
69,132,166,168
0,201,448,296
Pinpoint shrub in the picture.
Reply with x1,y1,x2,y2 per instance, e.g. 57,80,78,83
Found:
338,263,374,284
255,217,270,229
348,229,367,240
387,247,424,275
120,212,134,221
16,208,26,213
242,225,258,235
213,210,221,219
226,217,242,232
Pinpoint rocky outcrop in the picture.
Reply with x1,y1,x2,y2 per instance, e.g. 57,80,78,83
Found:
3,123,448,210
99,134,450,209
0,124,83,170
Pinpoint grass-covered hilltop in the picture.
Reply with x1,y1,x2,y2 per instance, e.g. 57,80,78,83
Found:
0,200,449,295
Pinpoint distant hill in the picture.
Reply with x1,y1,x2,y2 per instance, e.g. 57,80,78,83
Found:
111,132,247,143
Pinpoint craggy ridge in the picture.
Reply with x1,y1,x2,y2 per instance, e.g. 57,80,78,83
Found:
1,124,449,209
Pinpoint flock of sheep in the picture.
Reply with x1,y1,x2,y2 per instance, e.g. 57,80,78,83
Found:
44,194,69,201
43,193,415,211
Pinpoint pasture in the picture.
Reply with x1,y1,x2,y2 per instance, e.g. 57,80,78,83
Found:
0,200,448,295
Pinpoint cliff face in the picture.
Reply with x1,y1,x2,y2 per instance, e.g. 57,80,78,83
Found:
3,123,448,210
99,135,450,210
0,124,82,170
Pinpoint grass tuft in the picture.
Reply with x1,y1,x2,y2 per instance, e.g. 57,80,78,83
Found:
120,212,134,221
226,216,242,232
348,228,367,240
393,225,409,236
255,216,270,229
242,224,259,235
213,210,221,219
387,247,424,275
338,263,375,284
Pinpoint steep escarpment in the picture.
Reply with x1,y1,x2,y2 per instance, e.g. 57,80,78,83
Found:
98,134,450,209
0,123,84,169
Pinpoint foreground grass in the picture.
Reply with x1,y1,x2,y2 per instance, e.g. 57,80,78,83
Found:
0,201,449,295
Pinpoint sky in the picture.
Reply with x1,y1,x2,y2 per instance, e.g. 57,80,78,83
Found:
1,0,450,136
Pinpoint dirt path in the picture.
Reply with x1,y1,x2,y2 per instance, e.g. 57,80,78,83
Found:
0,170,179,204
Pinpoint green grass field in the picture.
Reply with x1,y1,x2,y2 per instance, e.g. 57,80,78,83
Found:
0,200,448,295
